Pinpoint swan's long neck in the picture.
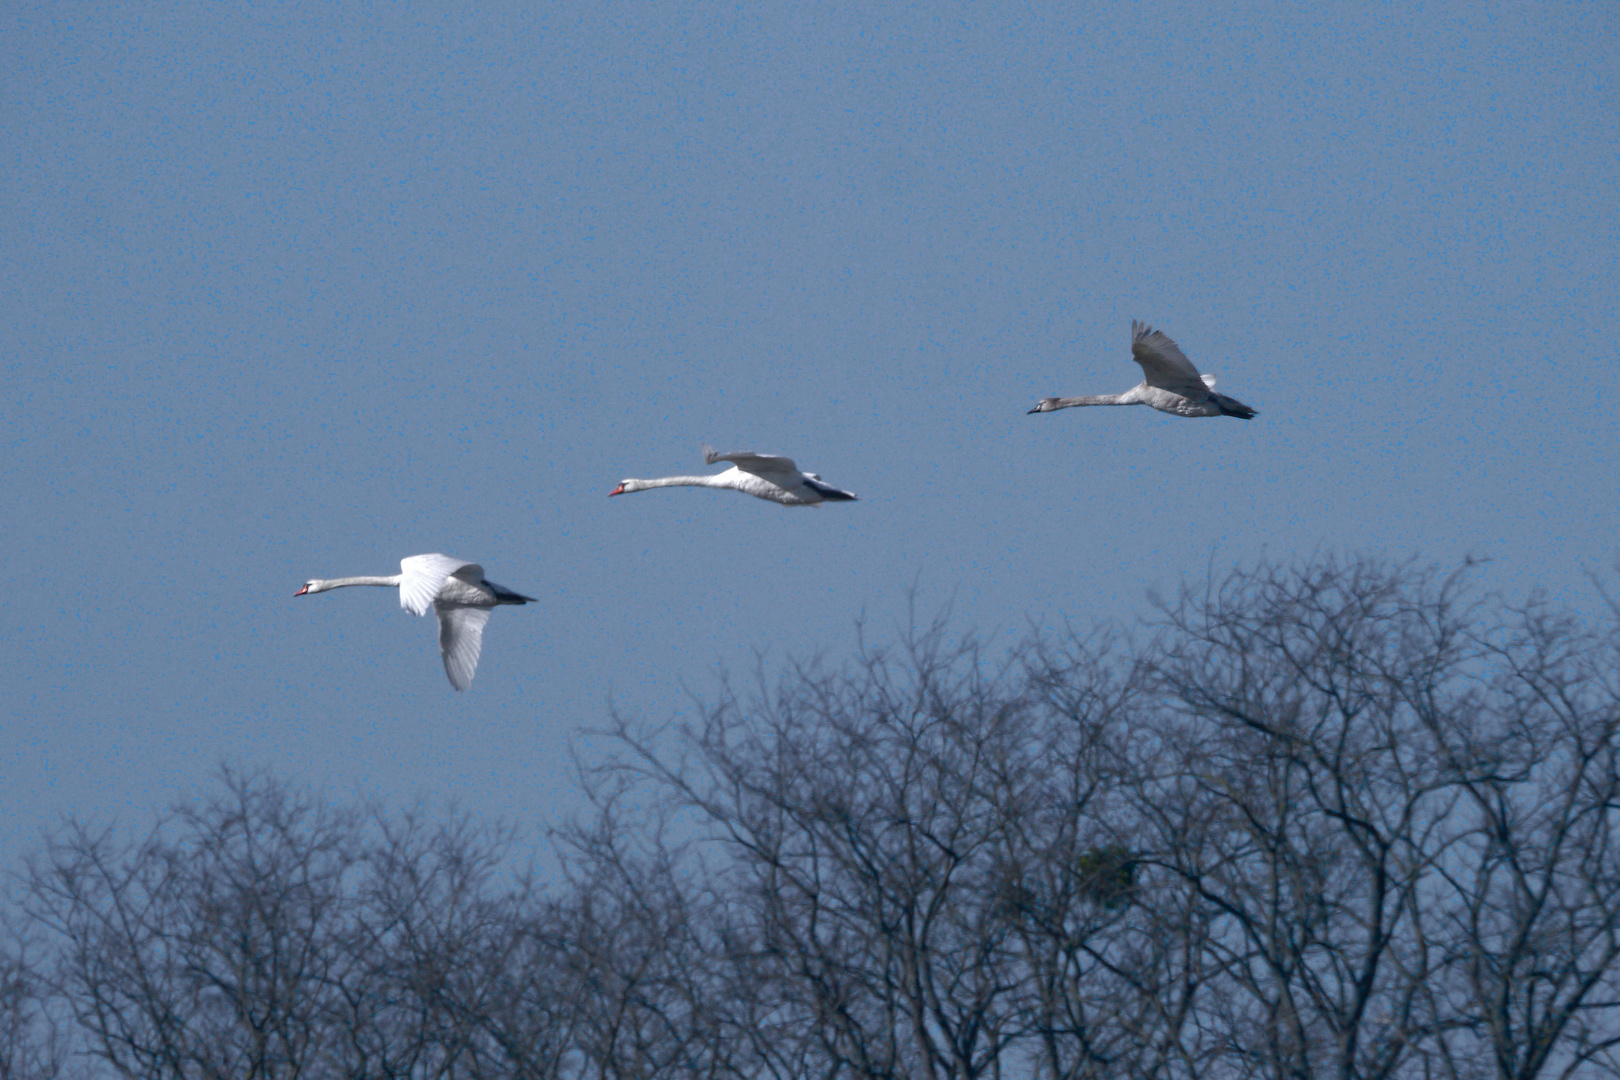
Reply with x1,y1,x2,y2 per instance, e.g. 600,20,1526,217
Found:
309,575,402,591
632,475,731,490
1052,394,1133,408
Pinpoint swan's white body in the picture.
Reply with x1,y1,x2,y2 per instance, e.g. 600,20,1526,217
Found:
295,553,534,690
610,447,857,507
1029,320,1257,420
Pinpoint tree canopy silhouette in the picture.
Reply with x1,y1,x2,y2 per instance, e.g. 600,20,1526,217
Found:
9,554,1619,1079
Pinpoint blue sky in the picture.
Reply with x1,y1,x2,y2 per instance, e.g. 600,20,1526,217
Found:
3,1,1616,865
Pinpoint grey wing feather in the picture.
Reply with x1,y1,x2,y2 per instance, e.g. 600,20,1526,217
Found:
436,605,491,691
1130,320,1208,395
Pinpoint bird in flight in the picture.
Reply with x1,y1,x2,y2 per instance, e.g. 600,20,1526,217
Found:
609,447,858,507
1028,320,1257,419
295,553,534,690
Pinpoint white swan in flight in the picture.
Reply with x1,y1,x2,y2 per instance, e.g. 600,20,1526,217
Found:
1028,320,1257,419
295,553,534,690
609,447,857,507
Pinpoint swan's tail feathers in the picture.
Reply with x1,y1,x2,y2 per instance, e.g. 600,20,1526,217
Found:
489,583,537,605
1214,393,1257,420
804,476,857,501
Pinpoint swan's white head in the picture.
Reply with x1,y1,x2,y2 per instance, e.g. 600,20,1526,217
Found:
1027,398,1060,414
295,579,329,596
608,480,643,496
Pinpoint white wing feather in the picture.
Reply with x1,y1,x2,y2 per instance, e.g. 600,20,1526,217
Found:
398,554,472,616
702,446,802,477
436,605,491,691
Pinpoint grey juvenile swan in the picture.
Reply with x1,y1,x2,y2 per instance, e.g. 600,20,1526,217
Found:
1028,320,1257,420
295,553,535,690
610,447,857,507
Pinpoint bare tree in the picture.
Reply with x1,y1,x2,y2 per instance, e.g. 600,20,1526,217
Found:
592,619,1172,1080
26,768,361,1079
588,558,1620,1080
1002,629,1213,1080
552,791,736,1080
1135,557,1484,1080
335,807,539,1079
470,897,579,1080
23,768,538,1080
1429,592,1620,1080
12,556,1620,1080
1132,556,1620,1080
0,913,72,1080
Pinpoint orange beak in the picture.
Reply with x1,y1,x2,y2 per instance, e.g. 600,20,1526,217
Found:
608,484,625,497
294,585,310,596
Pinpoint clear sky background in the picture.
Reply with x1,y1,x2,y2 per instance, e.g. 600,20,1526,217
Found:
4,1,1616,867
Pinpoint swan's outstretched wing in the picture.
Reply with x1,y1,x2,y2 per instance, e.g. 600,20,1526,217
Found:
398,553,471,616
435,604,491,691
1130,321,1208,395
702,446,802,477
